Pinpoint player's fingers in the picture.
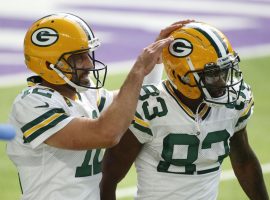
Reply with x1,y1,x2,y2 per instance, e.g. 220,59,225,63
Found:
160,24,181,35
164,20,194,33
144,36,174,54
165,19,195,33
171,19,194,26
152,36,174,50
140,36,173,72
157,20,194,41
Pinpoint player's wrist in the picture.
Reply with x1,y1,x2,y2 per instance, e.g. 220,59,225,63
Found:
131,59,148,77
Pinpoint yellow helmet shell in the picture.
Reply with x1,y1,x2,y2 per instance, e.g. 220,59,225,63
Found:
24,13,96,85
162,22,234,99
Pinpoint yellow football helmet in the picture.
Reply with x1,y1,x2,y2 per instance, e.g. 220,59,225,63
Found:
162,22,243,105
24,13,107,92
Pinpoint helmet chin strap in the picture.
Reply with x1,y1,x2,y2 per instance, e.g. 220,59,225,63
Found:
186,57,211,98
49,64,88,93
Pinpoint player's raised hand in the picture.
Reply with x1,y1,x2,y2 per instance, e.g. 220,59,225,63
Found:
135,36,174,76
156,19,195,63
157,19,195,41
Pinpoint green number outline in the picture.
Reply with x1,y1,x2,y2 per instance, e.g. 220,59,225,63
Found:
157,134,199,174
157,130,230,174
32,88,54,98
139,85,168,120
75,149,102,177
142,97,168,120
75,110,102,177
139,85,160,101
22,87,54,99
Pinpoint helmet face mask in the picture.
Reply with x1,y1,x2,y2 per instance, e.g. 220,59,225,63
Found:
196,54,243,104
24,13,107,92
162,22,244,105
57,49,107,90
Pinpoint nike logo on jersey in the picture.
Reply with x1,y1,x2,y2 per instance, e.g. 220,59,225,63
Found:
35,102,49,108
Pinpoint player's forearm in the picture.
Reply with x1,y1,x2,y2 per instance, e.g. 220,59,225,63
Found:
100,150,127,200
231,154,269,200
97,64,145,146
46,69,144,149
100,177,118,200
103,37,174,137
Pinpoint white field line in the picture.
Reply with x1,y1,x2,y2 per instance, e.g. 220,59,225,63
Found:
2,0,270,18
116,163,270,199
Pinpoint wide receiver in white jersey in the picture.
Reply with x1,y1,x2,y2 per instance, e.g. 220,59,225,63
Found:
100,22,269,200
6,13,191,200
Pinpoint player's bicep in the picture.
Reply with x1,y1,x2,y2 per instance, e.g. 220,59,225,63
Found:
230,127,253,164
102,129,142,183
44,117,82,149
45,117,115,150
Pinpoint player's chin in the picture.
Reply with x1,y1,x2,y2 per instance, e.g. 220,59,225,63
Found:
208,89,226,98
80,79,91,87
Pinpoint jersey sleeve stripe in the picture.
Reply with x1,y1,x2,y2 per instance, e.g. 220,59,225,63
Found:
23,113,64,138
21,108,68,142
132,112,153,136
63,97,73,107
235,102,253,127
132,121,153,136
240,98,254,117
23,114,68,143
21,108,66,133
98,97,106,112
134,116,149,128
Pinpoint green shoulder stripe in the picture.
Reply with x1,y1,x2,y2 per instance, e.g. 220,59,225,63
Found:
132,112,153,136
63,97,73,107
23,114,68,143
235,102,254,127
135,111,143,120
98,97,106,112
132,121,153,136
21,108,69,143
21,108,66,133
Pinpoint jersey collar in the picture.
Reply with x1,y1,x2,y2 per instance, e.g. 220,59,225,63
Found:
162,80,211,120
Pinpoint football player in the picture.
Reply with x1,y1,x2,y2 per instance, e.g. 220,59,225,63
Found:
100,22,269,200
6,13,191,200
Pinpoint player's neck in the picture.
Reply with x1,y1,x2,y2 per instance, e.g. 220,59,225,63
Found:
41,80,77,101
171,85,204,113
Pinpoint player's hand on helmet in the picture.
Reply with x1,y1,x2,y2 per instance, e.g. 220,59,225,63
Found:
156,19,195,64
135,36,174,76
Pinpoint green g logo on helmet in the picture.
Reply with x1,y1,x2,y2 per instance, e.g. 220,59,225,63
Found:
31,28,59,47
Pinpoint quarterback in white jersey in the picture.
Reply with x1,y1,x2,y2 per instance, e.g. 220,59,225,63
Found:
100,22,269,200
7,77,113,200
6,13,182,200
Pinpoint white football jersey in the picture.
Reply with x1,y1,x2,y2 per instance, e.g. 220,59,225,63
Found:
6,79,113,200
130,80,254,200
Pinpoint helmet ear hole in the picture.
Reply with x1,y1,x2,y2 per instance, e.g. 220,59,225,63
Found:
172,70,176,78
46,61,54,70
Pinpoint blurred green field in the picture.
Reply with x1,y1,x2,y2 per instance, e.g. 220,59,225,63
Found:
0,56,269,199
